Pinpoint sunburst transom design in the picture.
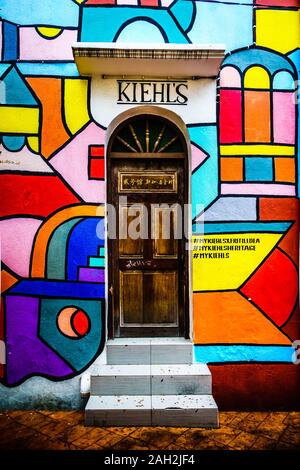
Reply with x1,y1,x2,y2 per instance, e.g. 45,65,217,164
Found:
111,117,184,154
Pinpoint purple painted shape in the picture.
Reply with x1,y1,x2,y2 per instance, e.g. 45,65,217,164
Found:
5,295,73,385
78,267,105,283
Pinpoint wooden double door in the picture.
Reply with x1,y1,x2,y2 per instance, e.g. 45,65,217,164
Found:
107,116,189,338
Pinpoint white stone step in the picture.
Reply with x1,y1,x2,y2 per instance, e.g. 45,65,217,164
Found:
90,365,151,396
90,363,211,396
152,394,219,427
85,394,218,427
106,338,193,365
152,364,211,395
85,395,151,427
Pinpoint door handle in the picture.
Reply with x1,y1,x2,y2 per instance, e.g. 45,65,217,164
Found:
109,285,114,296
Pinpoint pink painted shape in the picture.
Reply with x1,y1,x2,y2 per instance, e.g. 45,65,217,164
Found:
219,89,243,144
117,0,138,4
50,122,106,203
0,218,43,277
191,144,209,172
19,27,76,61
273,92,295,145
221,183,296,196
220,66,241,88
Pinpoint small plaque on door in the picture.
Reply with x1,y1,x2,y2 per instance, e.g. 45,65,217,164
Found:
118,171,177,193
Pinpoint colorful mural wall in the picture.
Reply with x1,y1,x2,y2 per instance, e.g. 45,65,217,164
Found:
0,0,299,409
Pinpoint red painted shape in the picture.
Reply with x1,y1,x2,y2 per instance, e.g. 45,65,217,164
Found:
219,89,243,144
140,0,160,6
0,175,80,218
90,145,104,158
89,158,105,179
282,299,299,340
255,0,300,7
73,310,90,337
259,197,299,265
84,0,116,4
241,248,298,327
210,364,300,410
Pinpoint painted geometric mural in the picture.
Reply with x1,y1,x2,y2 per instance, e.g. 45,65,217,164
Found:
0,0,299,387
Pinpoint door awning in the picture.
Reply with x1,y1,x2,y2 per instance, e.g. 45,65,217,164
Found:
72,43,226,79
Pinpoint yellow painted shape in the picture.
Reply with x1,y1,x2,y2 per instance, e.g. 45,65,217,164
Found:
192,233,282,291
193,291,291,345
220,144,295,156
64,79,90,135
244,66,270,89
27,136,39,153
36,26,62,39
256,9,300,54
0,107,39,134
31,204,105,278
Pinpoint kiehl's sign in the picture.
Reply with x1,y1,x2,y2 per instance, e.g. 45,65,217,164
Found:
117,80,188,105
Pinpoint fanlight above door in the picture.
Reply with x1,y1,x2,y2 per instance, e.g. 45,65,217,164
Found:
110,116,185,156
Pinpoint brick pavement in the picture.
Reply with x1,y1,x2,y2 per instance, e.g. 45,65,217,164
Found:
0,411,299,450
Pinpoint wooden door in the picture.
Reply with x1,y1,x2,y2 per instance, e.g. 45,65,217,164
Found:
107,116,189,338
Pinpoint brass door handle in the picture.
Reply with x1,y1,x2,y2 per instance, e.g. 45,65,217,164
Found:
109,285,114,296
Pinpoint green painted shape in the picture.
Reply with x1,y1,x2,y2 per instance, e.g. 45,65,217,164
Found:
98,247,105,258
40,298,103,371
46,218,83,280
89,257,105,268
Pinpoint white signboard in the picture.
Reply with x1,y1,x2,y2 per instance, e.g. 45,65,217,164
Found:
90,77,216,127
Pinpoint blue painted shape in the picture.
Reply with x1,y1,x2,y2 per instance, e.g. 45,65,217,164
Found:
273,71,296,90
2,135,25,152
115,20,166,43
0,64,11,78
188,3,253,52
194,345,294,364
193,221,291,234
2,67,38,105
288,49,300,74
2,21,18,61
67,218,105,281
8,280,105,299
1,0,79,27
99,247,105,258
17,62,79,77
170,0,195,32
40,298,103,371
223,48,295,75
195,197,257,222
47,218,83,280
89,257,105,268
188,125,218,218
81,7,189,43
245,157,273,182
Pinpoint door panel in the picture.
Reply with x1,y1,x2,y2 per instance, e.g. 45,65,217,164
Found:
143,272,178,325
120,271,143,324
152,206,178,258
119,205,144,258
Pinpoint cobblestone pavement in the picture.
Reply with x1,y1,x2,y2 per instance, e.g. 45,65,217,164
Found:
0,411,299,450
